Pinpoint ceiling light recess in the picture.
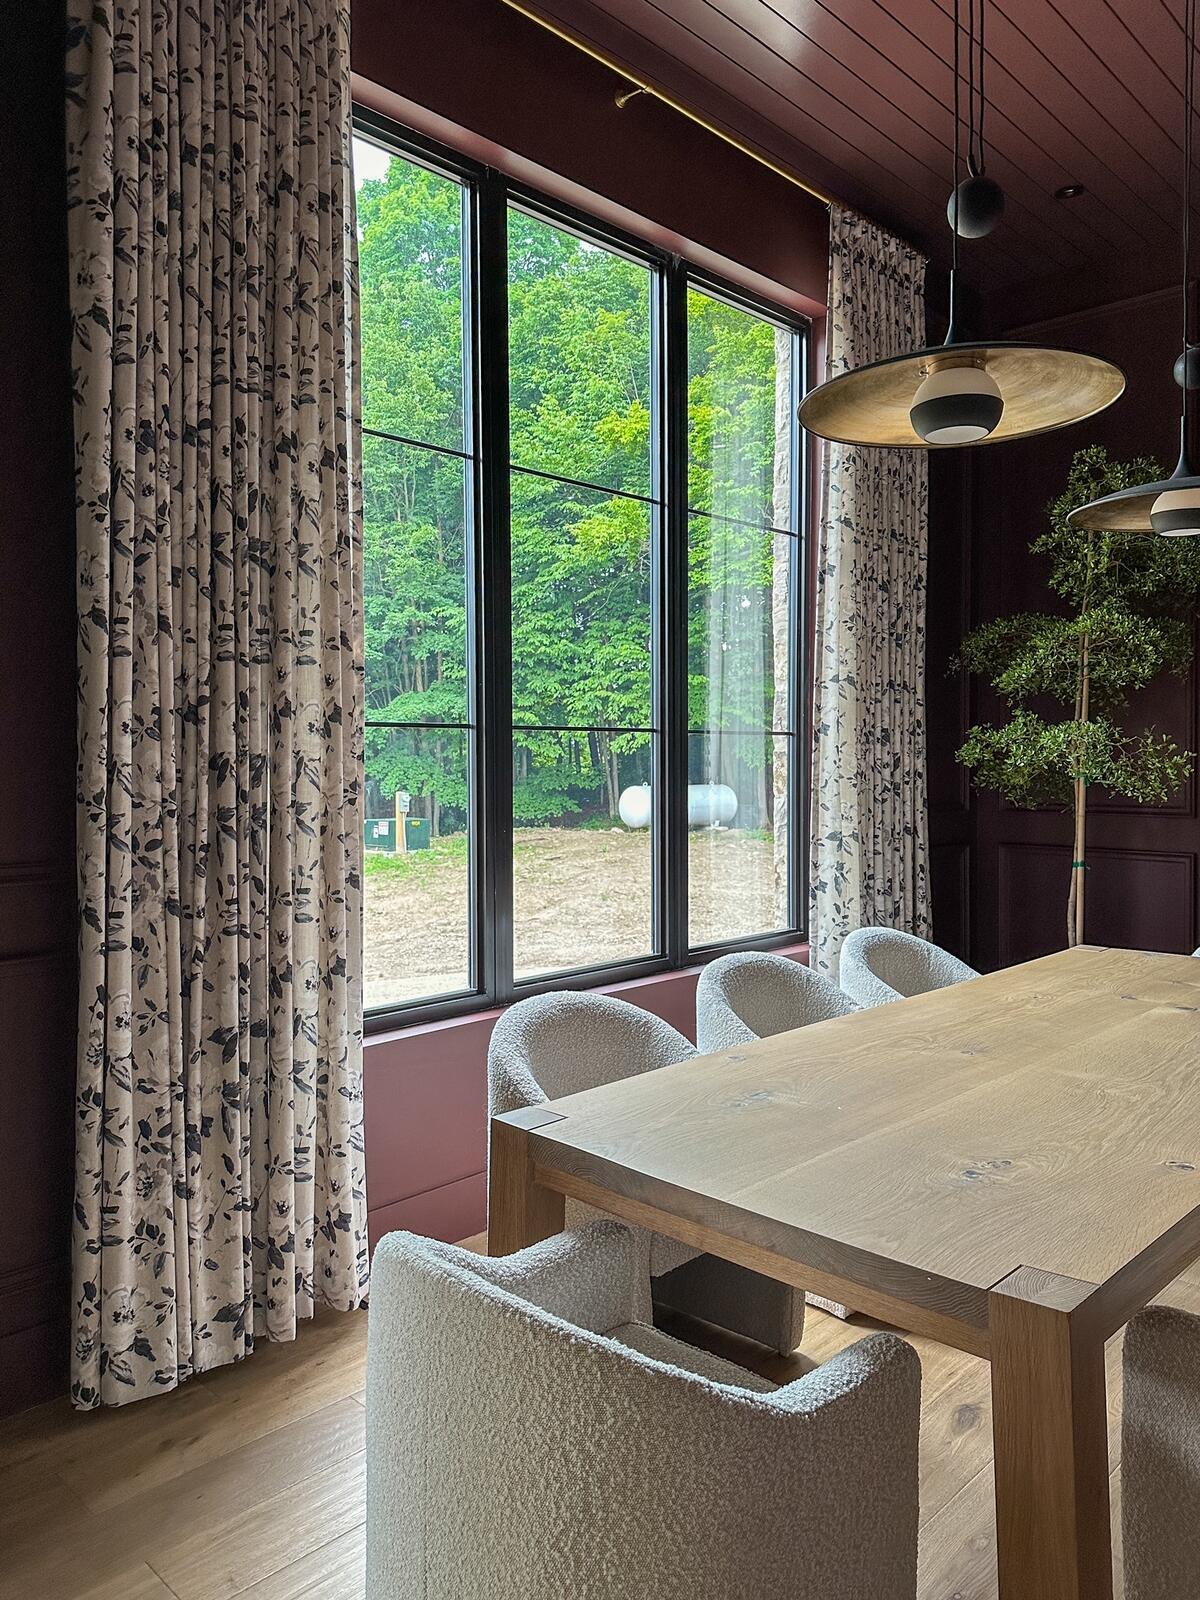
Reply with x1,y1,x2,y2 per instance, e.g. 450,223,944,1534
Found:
799,0,1125,451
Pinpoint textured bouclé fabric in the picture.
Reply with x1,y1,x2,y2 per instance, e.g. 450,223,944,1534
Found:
839,928,978,1010
366,1223,922,1599
1122,1305,1200,1600
695,951,857,1052
65,0,368,1407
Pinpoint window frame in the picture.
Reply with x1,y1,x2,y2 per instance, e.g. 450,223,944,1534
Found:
354,108,811,1034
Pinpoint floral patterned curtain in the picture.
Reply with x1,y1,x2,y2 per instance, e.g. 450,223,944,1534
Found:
66,0,368,1408
809,208,932,980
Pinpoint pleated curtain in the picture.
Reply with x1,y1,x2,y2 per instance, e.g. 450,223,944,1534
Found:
809,207,932,980
66,0,368,1407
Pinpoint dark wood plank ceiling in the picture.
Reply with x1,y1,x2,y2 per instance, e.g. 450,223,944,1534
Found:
515,0,1190,305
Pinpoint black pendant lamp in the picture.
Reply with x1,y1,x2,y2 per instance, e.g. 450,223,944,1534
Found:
799,0,1125,451
1069,0,1200,536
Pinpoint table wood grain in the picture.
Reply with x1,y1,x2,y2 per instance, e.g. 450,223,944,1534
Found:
489,945,1200,1600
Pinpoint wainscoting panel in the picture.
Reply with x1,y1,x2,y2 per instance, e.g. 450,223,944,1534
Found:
0,944,75,1414
930,840,971,963
997,843,1197,969
367,1172,486,1253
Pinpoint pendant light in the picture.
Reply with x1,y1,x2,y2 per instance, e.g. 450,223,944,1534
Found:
798,0,1126,450
1068,0,1200,536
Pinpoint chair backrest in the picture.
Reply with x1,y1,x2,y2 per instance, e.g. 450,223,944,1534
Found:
487,989,697,1118
840,927,978,1008
366,1223,921,1600
696,951,856,1052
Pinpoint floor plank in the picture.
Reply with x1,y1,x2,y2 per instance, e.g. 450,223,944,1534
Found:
4,1256,1197,1600
236,1525,366,1600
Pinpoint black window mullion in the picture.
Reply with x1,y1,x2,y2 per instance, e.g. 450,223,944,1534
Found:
662,257,690,970
475,170,515,1005
792,325,809,936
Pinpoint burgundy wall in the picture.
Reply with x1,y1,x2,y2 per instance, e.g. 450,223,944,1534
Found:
0,6,76,1413
926,447,975,964
943,287,1198,971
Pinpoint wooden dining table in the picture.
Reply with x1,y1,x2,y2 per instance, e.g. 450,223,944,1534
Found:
488,944,1200,1600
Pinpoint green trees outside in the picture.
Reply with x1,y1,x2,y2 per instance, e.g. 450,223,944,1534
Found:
356,143,793,838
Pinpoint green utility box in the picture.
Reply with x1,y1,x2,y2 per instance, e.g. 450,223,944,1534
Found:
364,818,397,852
405,816,432,851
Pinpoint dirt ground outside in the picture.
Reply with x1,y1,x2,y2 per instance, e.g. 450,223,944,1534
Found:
364,825,786,1011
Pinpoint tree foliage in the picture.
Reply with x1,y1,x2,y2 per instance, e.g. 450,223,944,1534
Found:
956,446,1200,810
955,444,1200,942
355,144,792,834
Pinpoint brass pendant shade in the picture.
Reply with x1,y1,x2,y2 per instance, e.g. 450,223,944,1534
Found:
799,341,1126,450
1066,470,1200,534
799,0,1125,452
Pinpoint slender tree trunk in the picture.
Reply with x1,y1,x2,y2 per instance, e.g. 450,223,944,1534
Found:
1073,635,1090,945
1067,531,1094,947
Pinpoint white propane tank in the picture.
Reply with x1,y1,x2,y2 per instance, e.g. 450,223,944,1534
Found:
617,784,653,829
687,782,738,828
618,783,739,829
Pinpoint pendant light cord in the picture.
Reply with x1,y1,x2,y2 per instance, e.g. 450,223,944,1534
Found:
1184,0,1195,359
966,0,987,177
946,0,961,342
1181,0,1197,472
946,0,985,344
977,0,987,175
952,0,961,271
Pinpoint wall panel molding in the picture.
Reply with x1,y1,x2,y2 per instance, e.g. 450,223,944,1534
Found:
997,842,1196,969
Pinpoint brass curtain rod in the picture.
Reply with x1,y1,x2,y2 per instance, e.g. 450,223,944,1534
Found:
500,0,845,215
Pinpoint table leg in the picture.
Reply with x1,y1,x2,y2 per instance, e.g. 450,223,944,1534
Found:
990,1267,1112,1600
487,1110,566,1256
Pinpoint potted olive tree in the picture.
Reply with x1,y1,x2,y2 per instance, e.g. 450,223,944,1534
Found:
956,445,1200,946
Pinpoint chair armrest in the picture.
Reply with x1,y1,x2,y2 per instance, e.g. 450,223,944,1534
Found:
765,1328,920,1418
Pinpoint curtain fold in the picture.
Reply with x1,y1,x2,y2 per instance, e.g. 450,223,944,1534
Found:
66,0,368,1409
809,208,932,981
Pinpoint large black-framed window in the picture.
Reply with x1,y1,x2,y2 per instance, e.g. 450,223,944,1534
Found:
354,110,809,1030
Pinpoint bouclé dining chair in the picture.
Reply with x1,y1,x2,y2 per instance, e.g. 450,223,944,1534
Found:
839,927,978,1009
366,1222,922,1600
696,950,857,1052
488,989,805,1353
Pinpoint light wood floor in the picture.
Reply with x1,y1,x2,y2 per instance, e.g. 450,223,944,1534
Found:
6,1242,1199,1600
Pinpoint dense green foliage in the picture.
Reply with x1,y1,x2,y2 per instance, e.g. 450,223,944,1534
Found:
355,142,793,834
956,445,1200,810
